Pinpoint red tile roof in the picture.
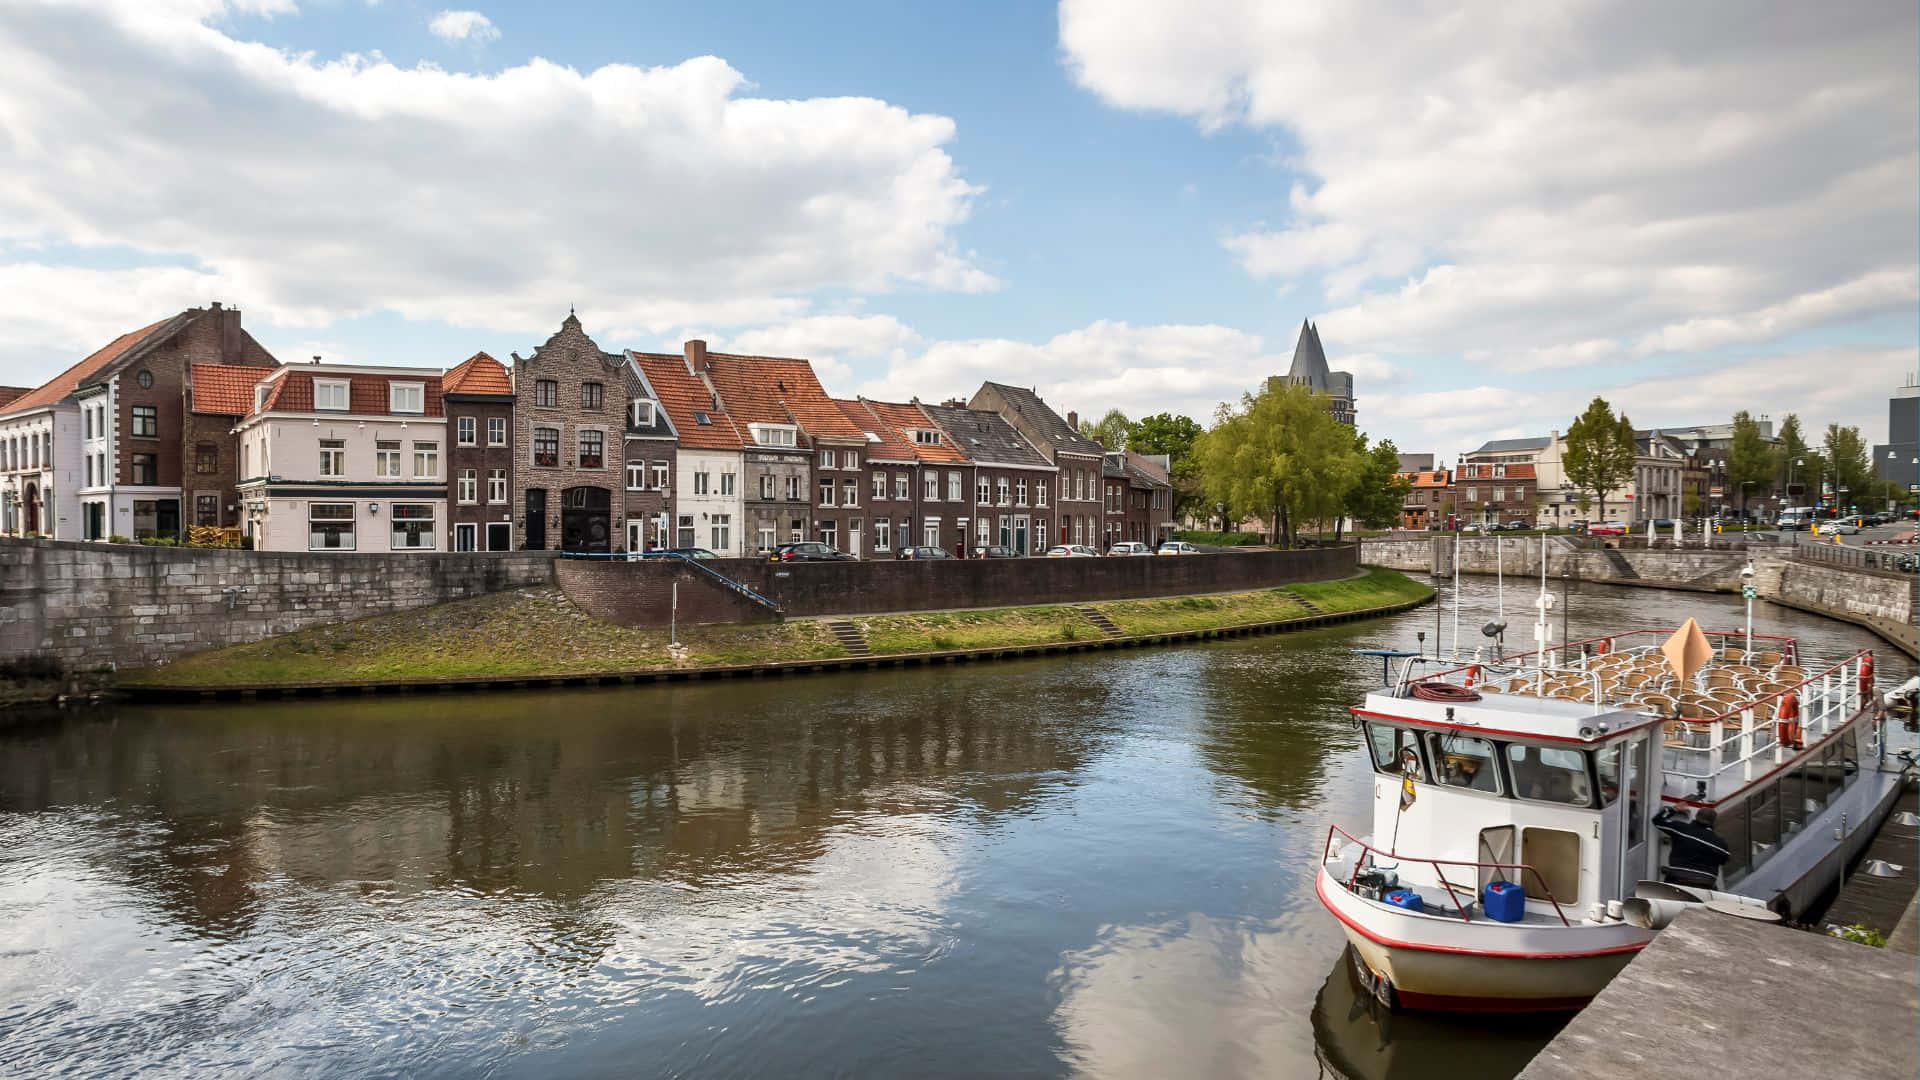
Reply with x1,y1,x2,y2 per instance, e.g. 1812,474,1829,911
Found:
834,398,916,462
255,369,443,417
442,351,513,396
860,398,970,464
1,318,173,416
1402,469,1453,488
190,364,271,415
702,353,864,441
632,353,745,450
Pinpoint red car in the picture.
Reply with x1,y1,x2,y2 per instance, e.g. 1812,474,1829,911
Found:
1587,521,1628,536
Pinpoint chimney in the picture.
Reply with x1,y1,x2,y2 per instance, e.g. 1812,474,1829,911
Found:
684,339,709,373
1067,410,1078,430
943,398,965,408
312,355,322,364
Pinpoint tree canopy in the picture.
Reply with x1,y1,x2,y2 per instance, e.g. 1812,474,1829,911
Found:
1193,380,1366,547
1079,408,1132,450
1129,412,1206,516
1823,423,1872,507
1725,410,1773,515
1562,396,1637,522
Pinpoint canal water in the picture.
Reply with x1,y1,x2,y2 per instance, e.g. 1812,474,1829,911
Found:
1,580,1908,1079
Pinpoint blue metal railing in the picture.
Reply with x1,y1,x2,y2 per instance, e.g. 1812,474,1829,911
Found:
560,550,783,614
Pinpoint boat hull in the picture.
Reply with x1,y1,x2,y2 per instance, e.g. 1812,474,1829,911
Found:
1316,867,1653,1012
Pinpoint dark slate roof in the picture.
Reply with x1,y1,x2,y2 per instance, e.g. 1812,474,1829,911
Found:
1103,452,1129,478
919,403,1052,468
1286,319,1332,389
621,353,677,438
975,381,1104,456
1469,436,1551,454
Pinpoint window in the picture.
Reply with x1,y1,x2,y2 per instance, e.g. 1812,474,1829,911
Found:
194,443,217,475
376,440,402,479
457,416,476,445
488,417,507,446
1075,473,1086,501
1365,723,1427,781
710,514,731,551
458,469,478,503
757,527,776,552
947,471,962,501
1507,744,1593,806
413,441,439,479
316,438,345,477
651,462,668,490
534,379,558,408
632,400,655,427
1017,479,1028,506
874,518,890,551
759,474,775,499
1036,480,1048,507
488,469,507,504
84,455,94,487
874,474,887,500
977,478,990,504
913,429,941,446
1466,486,1478,502
131,405,158,437
843,451,859,470
752,424,796,447
786,476,801,501
721,472,735,496
390,383,425,414
676,515,695,548
533,427,559,467
580,382,603,411
578,430,604,469
1426,733,1502,793
894,474,909,501
997,477,1010,505
694,471,710,495
255,384,270,412
842,480,857,507
922,520,940,547
196,495,219,527
820,477,836,506
136,369,154,389
627,463,647,491
924,473,939,500
308,503,355,550
976,517,991,549
790,519,804,543
820,449,835,469
391,503,435,549
314,379,350,411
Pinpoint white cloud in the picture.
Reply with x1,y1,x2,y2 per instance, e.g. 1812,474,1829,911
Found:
1061,0,1919,367
427,10,499,43
0,0,991,386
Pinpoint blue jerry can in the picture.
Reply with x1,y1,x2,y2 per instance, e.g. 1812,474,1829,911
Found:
1383,888,1425,913
1483,880,1526,922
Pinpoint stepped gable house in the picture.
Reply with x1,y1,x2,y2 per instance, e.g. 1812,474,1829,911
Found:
441,351,515,552
235,363,446,552
919,401,1055,556
844,397,977,557
616,352,678,553
510,314,636,552
1283,319,1356,426
0,303,279,541
968,382,1104,549
632,347,746,555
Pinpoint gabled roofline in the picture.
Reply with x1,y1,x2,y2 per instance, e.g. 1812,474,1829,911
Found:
623,352,681,437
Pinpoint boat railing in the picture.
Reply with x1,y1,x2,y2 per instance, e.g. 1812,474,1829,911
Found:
1660,650,1871,797
1322,825,1571,927
1398,628,1801,697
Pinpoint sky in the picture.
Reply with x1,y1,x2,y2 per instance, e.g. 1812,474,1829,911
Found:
1,0,1915,459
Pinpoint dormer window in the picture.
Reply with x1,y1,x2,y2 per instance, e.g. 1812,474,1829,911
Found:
912,429,942,446
314,379,350,411
389,382,425,414
255,384,270,411
750,423,797,447
631,400,655,426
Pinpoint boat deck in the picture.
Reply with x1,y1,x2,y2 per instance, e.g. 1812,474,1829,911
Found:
1822,786,1919,950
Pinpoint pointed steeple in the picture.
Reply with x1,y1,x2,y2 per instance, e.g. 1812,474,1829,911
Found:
1287,318,1331,392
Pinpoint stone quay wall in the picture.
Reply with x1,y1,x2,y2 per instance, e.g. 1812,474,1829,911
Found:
1361,535,1750,590
0,539,554,670
558,545,1359,628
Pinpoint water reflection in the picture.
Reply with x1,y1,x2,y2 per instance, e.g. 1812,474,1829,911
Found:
0,577,1906,1079
1311,949,1567,1080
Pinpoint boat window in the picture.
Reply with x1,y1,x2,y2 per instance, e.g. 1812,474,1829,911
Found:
1424,733,1501,794
1749,781,1781,866
1477,825,1516,894
1626,738,1646,848
1839,728,1859,788
1718,799,1751,879
1520,827,1581,905
1594,743,1622,807
1365,723,1428,782
1506,744,1592,806
1808,741,1838,809
1780,767,1807,836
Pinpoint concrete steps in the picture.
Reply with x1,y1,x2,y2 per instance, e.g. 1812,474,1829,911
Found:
1288,592,1327,616
825,620,870,657
1075,606,1122,637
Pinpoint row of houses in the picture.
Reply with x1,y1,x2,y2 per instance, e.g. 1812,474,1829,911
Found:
0,307,1175,557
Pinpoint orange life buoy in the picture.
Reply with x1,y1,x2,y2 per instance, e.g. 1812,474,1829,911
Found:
1596,637,1611,656
1859,655,1875,700
1464,665,1481,689
1776,691,1803,750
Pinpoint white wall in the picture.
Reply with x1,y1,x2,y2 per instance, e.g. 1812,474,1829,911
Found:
675,450,744,555
252,495,449,553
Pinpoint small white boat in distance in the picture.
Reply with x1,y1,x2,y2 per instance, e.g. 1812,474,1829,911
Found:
1320,622,1905,1012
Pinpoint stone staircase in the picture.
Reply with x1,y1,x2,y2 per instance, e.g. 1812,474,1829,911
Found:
1287,591,1327,616
1076,606,1122,637
825,620,871,657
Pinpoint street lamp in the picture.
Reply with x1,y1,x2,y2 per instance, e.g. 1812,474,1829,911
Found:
1740,562,1756,654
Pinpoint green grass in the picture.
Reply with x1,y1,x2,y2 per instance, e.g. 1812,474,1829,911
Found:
121,570,1434,688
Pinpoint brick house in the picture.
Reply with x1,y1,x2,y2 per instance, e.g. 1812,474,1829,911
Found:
0,303,278,540
236,364,447,552
1123,451,1175,544
968,382,1105,549
617,353,678,552
837,398,917,558
920,401,1055,555
1455,462,1537,526
841,398,977,557
440,351,515,552
510,315,632,552
187,362,281,531
632,347,746,555
1398,468,1454,530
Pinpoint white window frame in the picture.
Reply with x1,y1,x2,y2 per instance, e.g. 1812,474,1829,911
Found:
632,400,656,427
978,478,990,504
487,469,507,504
947,471,962,502
710,514,731,552
412,441,439,480
874,517,891,552
487,416,507,446
389,382,425,415
873,473,887,500
694,471,710,495
760,474,775,500
924,473,939,501
820,449,835,469
842,479,857,507
456,416,476,446
1036,480,1048,507
786,475,801,501
651,462,669,491
751,423,796,447
819,477,836,506
721,471,736,496
843,450,859,469
997,477,1010,505
923,520,940,547
390,502,436,550
314,379,350,412
319,439,345,477
627,463,647,491
894,474,909,501
458,468,478,503
307,502,356,551
1017,479,1028,506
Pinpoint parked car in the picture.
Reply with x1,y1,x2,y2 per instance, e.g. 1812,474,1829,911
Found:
1107,541,1152,556
770,542,853,562
1501,521,1531,531
895,545,952,560
1649,518,1676,531
978,545,1021,559
1045,545,1099,557
1157,541,1200,555
1818,519,1861,535
1588,521,1628,536
1868,512,1894,526
642,547,717,560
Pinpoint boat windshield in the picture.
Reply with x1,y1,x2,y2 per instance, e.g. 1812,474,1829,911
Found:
1506,744,1593,806
1364,723,1427,782
1425,732,1501,794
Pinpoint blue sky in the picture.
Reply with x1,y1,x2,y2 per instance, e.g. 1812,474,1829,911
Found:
0,0,1915,455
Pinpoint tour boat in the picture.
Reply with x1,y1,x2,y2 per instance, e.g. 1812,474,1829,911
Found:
1319,607,1911,1013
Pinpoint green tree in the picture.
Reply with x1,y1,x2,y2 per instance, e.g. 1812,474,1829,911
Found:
1726,410,1774,521
1562,397,1637,522
1195,379,1357,548
1775,413,1811,497
1129,412,1206,516
1344,435,1411,535
1823,423,1872,510
1079,408,1132,450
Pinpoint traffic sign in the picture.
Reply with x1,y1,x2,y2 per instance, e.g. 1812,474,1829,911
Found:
1742,584,1757,600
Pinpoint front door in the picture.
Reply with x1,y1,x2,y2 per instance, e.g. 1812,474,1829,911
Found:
626,519,644,553
818,522,837,551
525,489,547,550
561,486,612,552
847,517,861,558
486,522,512,551
155,499,180,540
23,483,37,534
454,523,477,552
1014,515,1029,555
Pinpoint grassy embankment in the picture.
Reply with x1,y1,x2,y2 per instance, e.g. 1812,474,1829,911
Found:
121,568,1430,688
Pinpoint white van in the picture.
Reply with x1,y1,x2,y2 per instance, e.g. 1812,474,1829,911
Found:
1776,507,1814,530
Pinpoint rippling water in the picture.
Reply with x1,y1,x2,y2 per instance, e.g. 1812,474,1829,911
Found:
1,580,1907,1078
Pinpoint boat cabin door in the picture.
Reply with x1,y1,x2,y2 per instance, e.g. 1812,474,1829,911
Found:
1615,734,1654,889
